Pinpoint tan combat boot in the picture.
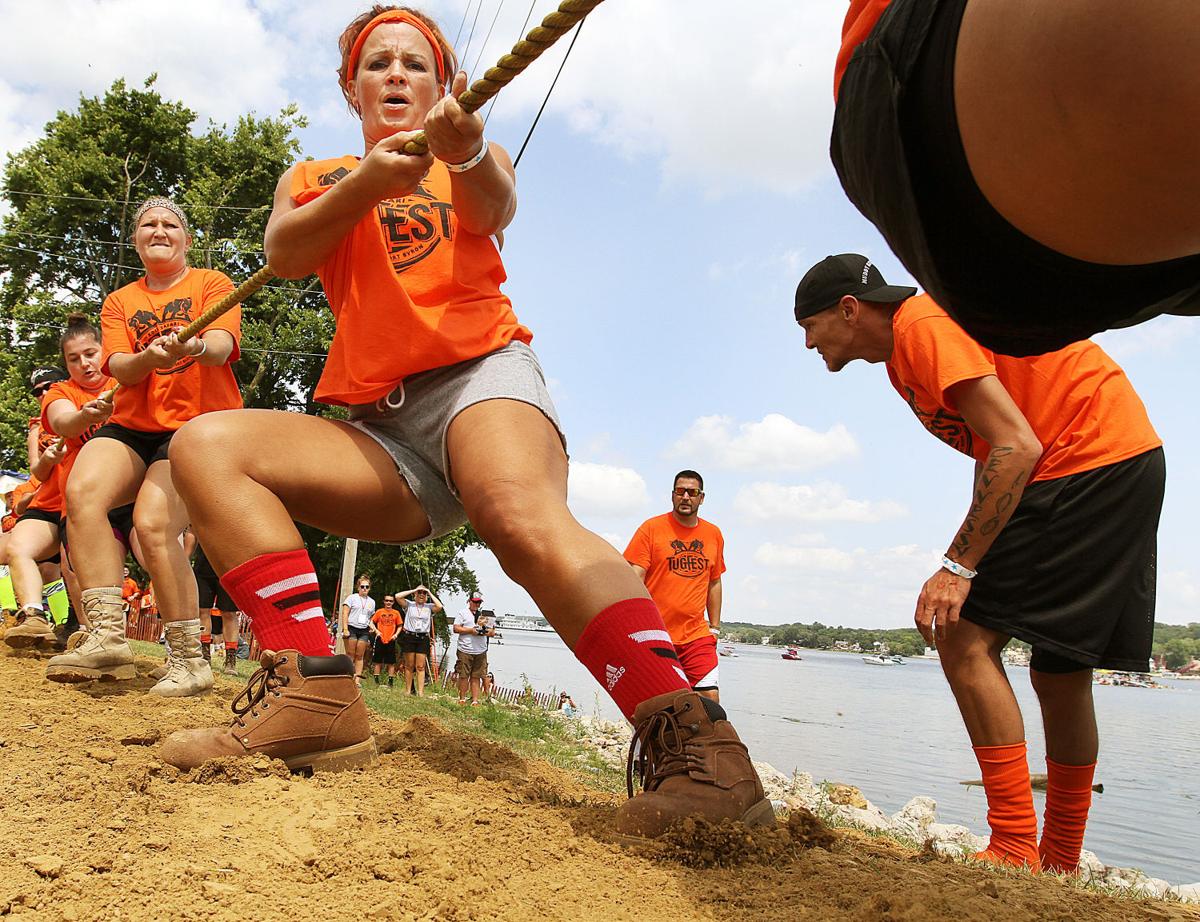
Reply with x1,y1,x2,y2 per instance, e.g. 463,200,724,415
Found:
160,650,376,773
615,690,774,841
45,588,135,682
3,606,57,649
148,619,213,697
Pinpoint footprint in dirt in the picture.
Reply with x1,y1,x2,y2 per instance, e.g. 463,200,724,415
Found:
375,716,528,784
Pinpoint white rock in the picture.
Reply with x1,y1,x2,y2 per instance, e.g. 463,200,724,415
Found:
890,796,938,837
1137,877,1171,899
1076,849,1106,883
834,804,893,833
1169,883,1200,904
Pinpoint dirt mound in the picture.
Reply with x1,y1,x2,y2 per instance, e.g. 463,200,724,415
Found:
650,808,837,869
0,648,1194,921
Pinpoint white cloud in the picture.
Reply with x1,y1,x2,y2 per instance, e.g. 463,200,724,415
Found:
669,414,858,472
0,1,294,161
1095,315,1199,360
736,481,907,523
567,461,649,516
755,543,853,572
464,0,845,197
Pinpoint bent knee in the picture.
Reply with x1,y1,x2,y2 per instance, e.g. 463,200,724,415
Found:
465,484,569,563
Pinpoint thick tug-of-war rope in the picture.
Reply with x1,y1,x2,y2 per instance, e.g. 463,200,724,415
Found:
401,0,605,154
90,0,605,408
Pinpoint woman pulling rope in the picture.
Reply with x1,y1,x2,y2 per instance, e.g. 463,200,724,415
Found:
161,4,772,838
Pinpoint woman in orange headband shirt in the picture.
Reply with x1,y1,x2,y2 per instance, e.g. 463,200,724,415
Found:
164,5,771,837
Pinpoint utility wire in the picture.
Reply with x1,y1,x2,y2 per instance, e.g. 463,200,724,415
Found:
458,0,486,79
468,0,508,83
513,18,584,169
3,229,264,255
484,0,538,128
3,189,266,212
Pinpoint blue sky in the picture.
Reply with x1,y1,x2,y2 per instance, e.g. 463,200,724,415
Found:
2,0,1197,629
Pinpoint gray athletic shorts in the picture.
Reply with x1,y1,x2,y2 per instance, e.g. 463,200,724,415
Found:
347,340,565,542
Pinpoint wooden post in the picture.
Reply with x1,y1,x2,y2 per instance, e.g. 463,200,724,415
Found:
335,537,358,656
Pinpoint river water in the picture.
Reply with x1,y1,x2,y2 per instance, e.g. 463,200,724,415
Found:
481,630,1199,883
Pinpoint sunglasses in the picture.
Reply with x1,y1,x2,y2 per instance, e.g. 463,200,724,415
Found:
384,599,395,604
673,487,702,498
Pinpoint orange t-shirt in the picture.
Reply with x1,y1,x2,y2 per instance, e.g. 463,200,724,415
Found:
371,608,402,644
122,576,141,603
27,413,65,514
624,513,726,646
3,478,39,532
835,0,892,99
290,157,533,406
886,296,1161,481
100,268,242,432
38,376,113,516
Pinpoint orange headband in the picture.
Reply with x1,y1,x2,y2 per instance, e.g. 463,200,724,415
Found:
347,10,447,87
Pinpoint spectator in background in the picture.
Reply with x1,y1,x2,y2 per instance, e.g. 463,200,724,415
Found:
558,692,578,717
370,593,402,687
121,566,141,619
452,591,493,705
397,585,441,697
340,574,376,687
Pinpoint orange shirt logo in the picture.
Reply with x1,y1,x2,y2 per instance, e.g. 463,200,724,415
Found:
127,297,198,376
667,539,710,578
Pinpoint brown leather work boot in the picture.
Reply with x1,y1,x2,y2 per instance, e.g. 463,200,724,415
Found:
160,650,376,774
615,690,774,841
222,649,238,675
4,607,57,649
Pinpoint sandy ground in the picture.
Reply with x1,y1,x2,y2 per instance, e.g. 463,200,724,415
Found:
0,647,1195,922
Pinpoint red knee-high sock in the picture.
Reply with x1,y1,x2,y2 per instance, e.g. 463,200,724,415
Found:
200,633,212,645
224,641,238,651
1039,758,1096,873
219,549,331,657
972,742,1041,870
573,598,690,721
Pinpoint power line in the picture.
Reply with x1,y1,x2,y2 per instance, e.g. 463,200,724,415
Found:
513,18,585,169
2,229,265,256
458,0,486,78
484,0,539,128
3,189,267,212
0,242,309,295
469,0,508,83
2,317,328,361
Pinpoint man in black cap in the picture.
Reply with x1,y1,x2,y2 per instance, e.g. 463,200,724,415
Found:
792,254,1165,875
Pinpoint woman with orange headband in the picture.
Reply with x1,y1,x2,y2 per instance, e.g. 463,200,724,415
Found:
165,5,770,837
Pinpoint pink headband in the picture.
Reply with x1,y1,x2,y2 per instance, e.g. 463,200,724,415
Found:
347,10,448,87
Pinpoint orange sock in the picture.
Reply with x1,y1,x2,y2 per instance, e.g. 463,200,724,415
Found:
1039,758,1095,873
971,742,1040,870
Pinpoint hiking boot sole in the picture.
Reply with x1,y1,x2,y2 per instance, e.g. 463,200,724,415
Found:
283,737,378,774
613,797,777,845
4,631,57,650
45,663,137,683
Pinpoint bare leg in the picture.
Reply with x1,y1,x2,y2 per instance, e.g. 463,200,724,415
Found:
956,0,1200,264
413,654,426,696
457,671,469,701
65,439,143,589
1030,669,1098,765
6,519,61,608
447,400,650,648
169,410,430,573
220,611,238,647
403,652,416,694
133,461,196,625
936,619,1025,745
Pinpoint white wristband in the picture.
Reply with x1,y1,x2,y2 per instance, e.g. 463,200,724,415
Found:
444,139,489,173
193,337,207,359
941,555,977,580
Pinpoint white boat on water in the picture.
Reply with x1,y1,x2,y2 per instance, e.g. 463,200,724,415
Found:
719,644,739,657
862,655,893,666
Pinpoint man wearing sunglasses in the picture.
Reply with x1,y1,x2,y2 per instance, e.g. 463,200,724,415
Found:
624,471,725,703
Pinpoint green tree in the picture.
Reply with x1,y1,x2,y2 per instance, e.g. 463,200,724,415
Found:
1,77,485,619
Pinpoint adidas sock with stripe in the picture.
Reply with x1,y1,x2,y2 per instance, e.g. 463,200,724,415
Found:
219,549,331,657
574,597,691,722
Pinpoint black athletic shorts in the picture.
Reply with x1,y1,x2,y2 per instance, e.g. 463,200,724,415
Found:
92,422,174,467
195,574,235,613
346,624,372,642
15,508,62,564
961,448,1165,673
398,631,430,655
831,0,1200,356
373,637,397,665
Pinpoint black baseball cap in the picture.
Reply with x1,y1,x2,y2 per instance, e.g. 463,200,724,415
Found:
29,367,68,393
794,254,917,322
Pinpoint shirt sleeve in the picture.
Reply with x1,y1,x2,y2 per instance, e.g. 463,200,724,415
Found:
100,291,136,373
39,383,73,435
200,270,240,361
900,314,997,411
623,523,653,569
711,526,727,579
